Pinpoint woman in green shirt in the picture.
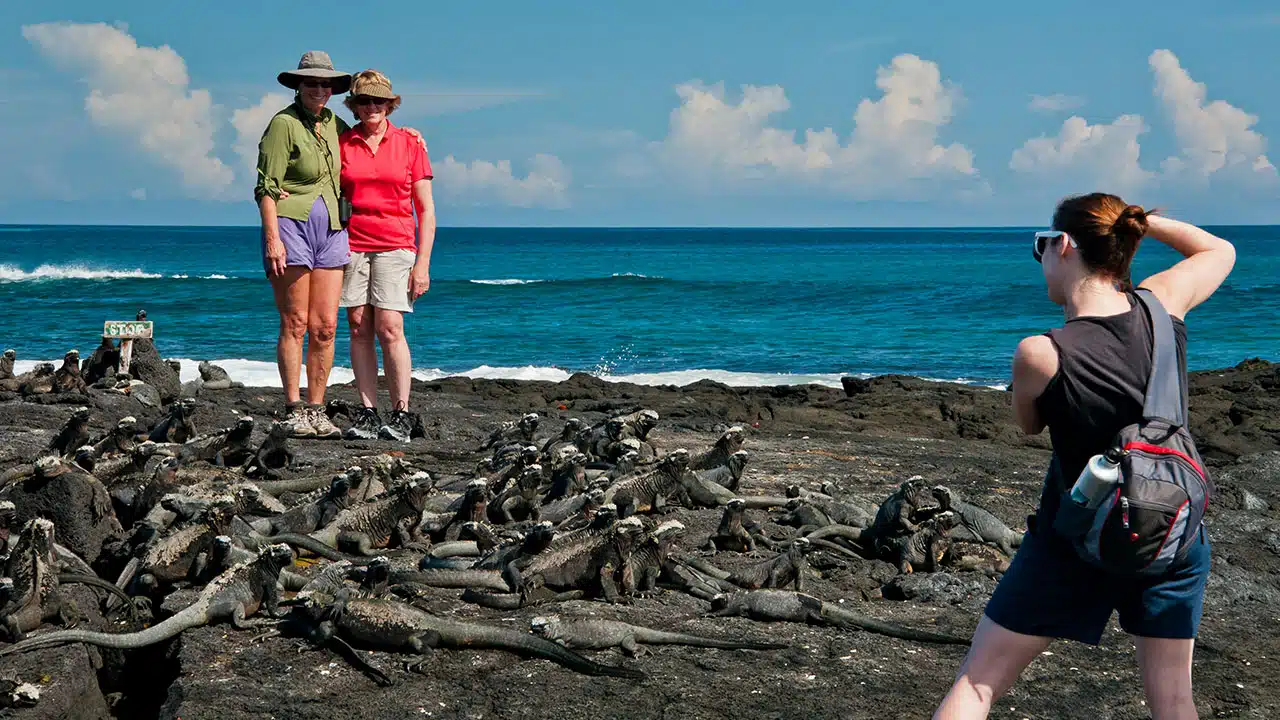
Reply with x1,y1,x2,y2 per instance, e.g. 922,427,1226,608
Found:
254,51,354,439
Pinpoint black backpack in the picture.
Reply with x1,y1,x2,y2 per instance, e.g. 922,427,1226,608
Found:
1051,288,1211,576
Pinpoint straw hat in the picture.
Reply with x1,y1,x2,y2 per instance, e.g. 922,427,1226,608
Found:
350,72,398,100
277,51,352,93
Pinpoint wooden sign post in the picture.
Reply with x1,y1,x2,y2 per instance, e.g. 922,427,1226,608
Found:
103,320,153,376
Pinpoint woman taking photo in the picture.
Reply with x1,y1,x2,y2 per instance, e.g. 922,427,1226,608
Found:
337,70,437,442
933,193,1235,720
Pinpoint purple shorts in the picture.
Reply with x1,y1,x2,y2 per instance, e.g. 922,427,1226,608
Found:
263,196,350,273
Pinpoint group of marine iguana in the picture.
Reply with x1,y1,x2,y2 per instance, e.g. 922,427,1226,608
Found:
0,352,1033,690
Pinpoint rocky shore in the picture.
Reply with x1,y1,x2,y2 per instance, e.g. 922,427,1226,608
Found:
1,352,1278,720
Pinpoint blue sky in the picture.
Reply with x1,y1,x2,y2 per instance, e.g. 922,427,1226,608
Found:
2,0,1278,226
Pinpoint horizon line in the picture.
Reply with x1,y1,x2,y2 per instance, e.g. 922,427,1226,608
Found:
3,222,1278,231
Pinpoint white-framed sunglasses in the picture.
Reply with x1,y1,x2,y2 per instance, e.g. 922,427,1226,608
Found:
1033,230,1076,263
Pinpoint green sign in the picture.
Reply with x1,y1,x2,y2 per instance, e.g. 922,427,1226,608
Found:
103,320,153,339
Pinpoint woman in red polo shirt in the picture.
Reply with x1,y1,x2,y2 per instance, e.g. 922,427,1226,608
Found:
337,70,436,442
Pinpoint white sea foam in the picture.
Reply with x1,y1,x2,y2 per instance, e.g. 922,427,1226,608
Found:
11,358,1002,390
469,279,545,286
0,264,162,281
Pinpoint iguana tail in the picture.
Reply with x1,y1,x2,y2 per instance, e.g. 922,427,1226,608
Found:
58,573,139,613
391,569,510,591
460,588,584,609
632,627,788,651
0,603,205,654
803,524,864,542
434,618,645,680
266,533,359,562
820,604,970,646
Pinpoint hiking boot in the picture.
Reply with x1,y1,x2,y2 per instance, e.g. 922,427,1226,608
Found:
378,409,416,443
307,405,342,439
282,404,316,438
343,406,383,441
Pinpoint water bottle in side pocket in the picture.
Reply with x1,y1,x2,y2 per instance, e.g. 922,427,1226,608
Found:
1069,447,1124,508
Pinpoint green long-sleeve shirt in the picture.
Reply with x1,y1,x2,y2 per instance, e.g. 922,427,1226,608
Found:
253,100,351,231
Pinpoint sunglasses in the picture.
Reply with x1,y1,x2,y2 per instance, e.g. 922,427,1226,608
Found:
1033,230,1076,263
299,80,334,89
352,97,390,107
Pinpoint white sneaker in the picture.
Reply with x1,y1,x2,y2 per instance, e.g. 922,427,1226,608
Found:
307,405,342,439
283,405,316,438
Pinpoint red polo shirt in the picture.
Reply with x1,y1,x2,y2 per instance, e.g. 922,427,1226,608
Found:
338,121,433,253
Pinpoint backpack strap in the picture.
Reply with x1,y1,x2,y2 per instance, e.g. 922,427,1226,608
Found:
1134,288,1187,427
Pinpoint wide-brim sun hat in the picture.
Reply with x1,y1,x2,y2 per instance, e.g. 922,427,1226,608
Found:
277,50,352,94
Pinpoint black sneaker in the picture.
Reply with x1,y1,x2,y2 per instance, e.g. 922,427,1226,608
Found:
378,409,415,443
343,406,383,440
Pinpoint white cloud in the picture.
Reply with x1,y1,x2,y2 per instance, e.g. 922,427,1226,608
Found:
651,54,979,199
22,22,234,195
1009,114,1152,192
435,154,570,208
1029,93,1085,113
130,188,146,200
230,92,293,174
1149,49,1275,181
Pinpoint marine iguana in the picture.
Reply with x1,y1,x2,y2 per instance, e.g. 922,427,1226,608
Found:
7,456,124,566
1,543,294,655
603,448,690,517
851,476,945,554
197,361,244,390
249,473,351,537
148,398,198,444
709,589,971,645
481,412,540,450
541,452,587,504
122,497,236,597
931,485,1023,556
709,537,813,591
307,595,644,679
173,416,256,467
48,407,92,457
10,362,53,395
89,416,138,459
242,422,295,477
689,426,746,472
540,418,587,459
488,464,543,524
0,349,14,381
530,614,786,657
704,498,755,554
695,449,750,493
1,519,80,642
617,520,691,598
51,350,88,395
878,511,956,574
80,338,119,385
502,504,621,597
268,480,432,559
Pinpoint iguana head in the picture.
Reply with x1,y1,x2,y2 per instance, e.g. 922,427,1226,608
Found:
726,498,746,512
720,426,746,449
561,418,586,437
636,409,659,429
63,349,80,365
606,417,627,440
2,349,14,360
69,406,90,422
529,614,560,636
14,518,56,564
520,445,540,464
652,520,685,542
661,448,690,472
117,416,138,433
73,446,96,472
728,450,749,474
328,473,351,497
930,485,953,511
519,413,540,433
519,465,542,488
34,455,63,478
792,536,811,552
262,543,296,570
233,416,255,434
402,480,432,511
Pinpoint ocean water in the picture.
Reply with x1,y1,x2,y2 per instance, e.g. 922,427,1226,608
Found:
0,225,1275,389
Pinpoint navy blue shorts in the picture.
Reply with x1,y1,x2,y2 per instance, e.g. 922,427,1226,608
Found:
983,521,1210,645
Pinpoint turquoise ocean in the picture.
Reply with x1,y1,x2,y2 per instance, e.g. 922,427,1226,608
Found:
1,225,1275,390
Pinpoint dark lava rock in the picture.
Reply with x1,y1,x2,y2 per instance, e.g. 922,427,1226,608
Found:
5,463,124,566
127,339,180,405
0,644,111,720
882,571,997,610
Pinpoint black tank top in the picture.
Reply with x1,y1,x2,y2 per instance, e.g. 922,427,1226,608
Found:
1032,289,1188,525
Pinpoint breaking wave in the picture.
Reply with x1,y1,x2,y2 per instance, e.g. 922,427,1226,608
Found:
10,358,1004,391
0,264,235,282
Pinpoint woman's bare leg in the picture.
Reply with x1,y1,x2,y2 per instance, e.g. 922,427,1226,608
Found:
933,615,1053,719
1135,636,1198,719
347,305,379,408
304,268,345,405
270,267,311,405
374,308,411,411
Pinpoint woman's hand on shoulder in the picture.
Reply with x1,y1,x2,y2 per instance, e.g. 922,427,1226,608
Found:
1010,335,1058,435
402,127,428,151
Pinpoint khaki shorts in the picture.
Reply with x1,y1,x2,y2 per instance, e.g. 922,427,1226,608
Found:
339,248,416,313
